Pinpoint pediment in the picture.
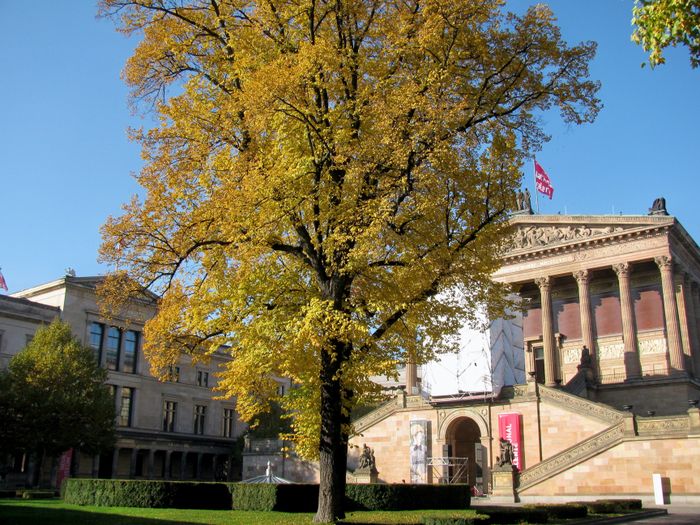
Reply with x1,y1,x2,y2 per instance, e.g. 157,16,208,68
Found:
503,215,675,258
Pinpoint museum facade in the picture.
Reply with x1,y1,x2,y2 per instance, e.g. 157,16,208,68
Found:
1,275,244,486
350,207,700,503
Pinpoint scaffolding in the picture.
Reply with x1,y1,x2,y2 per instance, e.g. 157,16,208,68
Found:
427,456,469,484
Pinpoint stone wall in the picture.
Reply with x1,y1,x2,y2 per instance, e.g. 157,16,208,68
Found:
522,436,700,498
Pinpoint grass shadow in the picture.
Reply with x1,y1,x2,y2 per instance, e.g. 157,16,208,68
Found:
0,501,199,525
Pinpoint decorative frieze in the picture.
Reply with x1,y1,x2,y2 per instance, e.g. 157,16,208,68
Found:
638,338,667,355
353,397,400,434
563,346,582,365
598,342,625,360
636,416,689,435
511,225,625,251
539,385,624,424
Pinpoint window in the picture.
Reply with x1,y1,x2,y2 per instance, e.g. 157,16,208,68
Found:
123,330,139,374
163,401,177,432
119,387,134,427
222,408,235,438
193,405,207,435
196,370,209,387
168,365,180,382
89,322,104,362
106,327,121,371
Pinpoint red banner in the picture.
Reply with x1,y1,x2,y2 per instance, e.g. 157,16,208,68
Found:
498,413,523,471
56,449,73,488
534,160,554,199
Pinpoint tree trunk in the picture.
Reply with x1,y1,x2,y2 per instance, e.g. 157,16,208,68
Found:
314,341,349,523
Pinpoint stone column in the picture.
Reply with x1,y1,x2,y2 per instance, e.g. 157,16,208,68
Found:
196,453,204,479
111,448,120,479
676,272,696,375
405,357,418,395
147,450,155,479
129,449,138,478
91,454,100,478
535,276,558,386
164,451,172,479
613,263,641,380
180,452,188,480
692,283,700,377
655,256,686,374
574,270,596,372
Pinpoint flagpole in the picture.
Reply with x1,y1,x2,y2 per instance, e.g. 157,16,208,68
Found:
533,158,540,214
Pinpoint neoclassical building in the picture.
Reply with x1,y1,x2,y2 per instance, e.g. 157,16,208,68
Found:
3,275,245,485
351,205,700,502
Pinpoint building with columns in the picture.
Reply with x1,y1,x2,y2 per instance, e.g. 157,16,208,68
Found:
350,206,700,502
2,275,245,486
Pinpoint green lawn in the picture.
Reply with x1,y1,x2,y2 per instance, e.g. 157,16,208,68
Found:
0,499,480,525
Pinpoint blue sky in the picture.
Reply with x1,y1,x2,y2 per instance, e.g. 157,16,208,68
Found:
1,0,698,294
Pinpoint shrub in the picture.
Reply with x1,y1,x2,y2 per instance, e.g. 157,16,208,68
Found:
0,490,17,498
229,483,318,512
475,506,548,524
345,484,471,511
595,499,642,511
62,479,231,509
524,503,587,519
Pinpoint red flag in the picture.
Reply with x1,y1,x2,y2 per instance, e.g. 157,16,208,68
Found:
534,159,554,199
0,270,7,291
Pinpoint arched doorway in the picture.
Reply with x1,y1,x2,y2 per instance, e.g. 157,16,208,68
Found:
444,417,483,490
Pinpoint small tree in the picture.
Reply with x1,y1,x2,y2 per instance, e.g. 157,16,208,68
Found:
4,320,115,485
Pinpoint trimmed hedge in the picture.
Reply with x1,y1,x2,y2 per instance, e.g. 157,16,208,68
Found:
474,506,548,524
524,503,587,519
230,483,319,512
595,498,642,511
570,498,643,514
0,490,17,498
232,483,470,512
63,479,231,509
346,484,471,511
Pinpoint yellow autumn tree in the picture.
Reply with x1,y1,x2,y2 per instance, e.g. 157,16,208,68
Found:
98,1,600,521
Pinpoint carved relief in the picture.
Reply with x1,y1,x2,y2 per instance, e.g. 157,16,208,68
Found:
539,386,623,424
353,397,400,434
638,338,667,355
534,276,551,291
636,416,689,435
598,342,625,360
655,255,672,270
510,225,625,252
612,262,631,278
573,270,590,286
563,347,581,364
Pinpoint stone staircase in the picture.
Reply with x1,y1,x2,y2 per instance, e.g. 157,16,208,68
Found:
515,385,627,492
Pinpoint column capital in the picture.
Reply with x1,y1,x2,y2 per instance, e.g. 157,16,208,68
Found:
534,276,551,291
612,262,631,278
573,270,590,285
655,255,673,270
